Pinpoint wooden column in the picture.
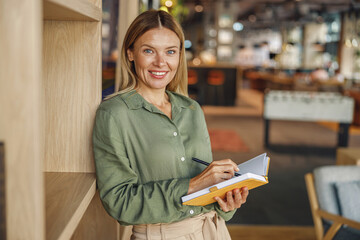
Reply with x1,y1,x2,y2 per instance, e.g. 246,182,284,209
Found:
0,0,44,239
115,0,139,92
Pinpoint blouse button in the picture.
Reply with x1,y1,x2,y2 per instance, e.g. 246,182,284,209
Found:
181,157,185,161
173,132,178,136
190,209,194,214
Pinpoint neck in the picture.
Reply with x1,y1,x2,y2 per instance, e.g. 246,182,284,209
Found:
137,88,169,107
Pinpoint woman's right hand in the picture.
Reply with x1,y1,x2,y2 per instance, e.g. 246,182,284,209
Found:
187,159,239,194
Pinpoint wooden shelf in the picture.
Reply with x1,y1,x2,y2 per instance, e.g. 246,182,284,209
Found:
45,172,96,240
3,0,108,238
43,0,101,21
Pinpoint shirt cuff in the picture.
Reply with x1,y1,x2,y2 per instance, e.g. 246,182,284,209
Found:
175,178,191,207
215,205,237,221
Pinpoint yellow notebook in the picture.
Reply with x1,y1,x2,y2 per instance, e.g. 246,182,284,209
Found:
182,153,270,206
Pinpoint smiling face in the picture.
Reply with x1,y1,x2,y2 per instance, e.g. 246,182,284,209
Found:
127,28,180,92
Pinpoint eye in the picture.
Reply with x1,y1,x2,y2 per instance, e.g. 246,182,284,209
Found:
144,49,153,54
167,50,176,55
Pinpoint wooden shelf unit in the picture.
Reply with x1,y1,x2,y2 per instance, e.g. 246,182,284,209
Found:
43,0,102,21
45,173,96,240
1,0,119,239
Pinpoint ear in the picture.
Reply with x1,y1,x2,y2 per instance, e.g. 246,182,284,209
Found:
127,49,134,61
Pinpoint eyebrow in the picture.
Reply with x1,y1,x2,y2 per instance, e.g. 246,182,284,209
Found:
140,44,179,49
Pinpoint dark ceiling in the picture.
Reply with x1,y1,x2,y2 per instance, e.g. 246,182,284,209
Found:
183,0,360,29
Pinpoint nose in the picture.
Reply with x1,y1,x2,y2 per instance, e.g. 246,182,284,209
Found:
154,53,166,67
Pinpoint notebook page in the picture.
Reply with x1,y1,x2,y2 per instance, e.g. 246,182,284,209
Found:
236,153,267,176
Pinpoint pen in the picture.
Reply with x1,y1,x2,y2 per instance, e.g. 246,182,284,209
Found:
192,157,241,177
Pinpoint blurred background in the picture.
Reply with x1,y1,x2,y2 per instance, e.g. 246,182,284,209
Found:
102,0,360,100
2,0,360,239
3,0,360,239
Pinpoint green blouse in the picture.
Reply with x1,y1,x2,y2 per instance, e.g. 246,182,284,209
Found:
93,90,235,226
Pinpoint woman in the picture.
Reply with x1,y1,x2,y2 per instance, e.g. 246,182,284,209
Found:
93,10,249,239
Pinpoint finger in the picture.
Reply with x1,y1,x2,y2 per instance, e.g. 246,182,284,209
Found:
211,159,233,165
214,159,239,171
214,197,229,212
199,172,232,185
210,164,237,177
209,162,236,171
217,172,234,181
226,191,235,210
209,173,233,184
241,187,249,203
206,166,235,180
233,188,242,208
212,159,239,172
202,164,234,179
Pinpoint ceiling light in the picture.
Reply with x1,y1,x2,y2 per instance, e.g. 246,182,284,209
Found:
184,40,192,49
331,21,339,32
208,28,217,37
248,15,257,23
165,0,173,8
352,38,359,48
195,4,203,12
208,39,217,48
233,22,244,31
192,58,201,66
345,39,352,48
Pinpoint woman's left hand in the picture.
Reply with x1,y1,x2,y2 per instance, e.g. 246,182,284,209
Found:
214,187,249,212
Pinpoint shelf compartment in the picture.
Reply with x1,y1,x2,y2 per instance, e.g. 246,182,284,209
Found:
45,172,96,240
44,0,101,22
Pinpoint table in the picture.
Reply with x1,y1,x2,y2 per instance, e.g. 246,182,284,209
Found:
346,89,360,126
263,90,354,147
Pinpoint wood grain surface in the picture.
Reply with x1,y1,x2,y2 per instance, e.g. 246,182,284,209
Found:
0,0,45,239
45,172,96,240
43,20,101,172
71,192,120,240
43,0,101,21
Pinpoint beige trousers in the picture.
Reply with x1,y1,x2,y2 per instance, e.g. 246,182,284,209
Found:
131,211,231,240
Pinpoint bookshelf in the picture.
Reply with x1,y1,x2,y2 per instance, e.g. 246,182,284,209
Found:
45,173,96,240
0,0,118,239
43,0,102,21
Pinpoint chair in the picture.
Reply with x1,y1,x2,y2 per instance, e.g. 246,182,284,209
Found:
187,69,200,102
206,70,225,105
207,70,225,86
188,69,198,85
305,166,360,240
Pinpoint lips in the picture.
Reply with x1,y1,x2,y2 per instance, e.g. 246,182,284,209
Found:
149,70,168,79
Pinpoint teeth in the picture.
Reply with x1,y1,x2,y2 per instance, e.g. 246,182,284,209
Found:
150,71,166,76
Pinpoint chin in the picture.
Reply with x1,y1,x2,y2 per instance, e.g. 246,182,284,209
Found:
149,80,172,89
150,84,169,90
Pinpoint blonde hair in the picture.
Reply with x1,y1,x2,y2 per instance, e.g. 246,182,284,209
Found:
106,10,188,100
